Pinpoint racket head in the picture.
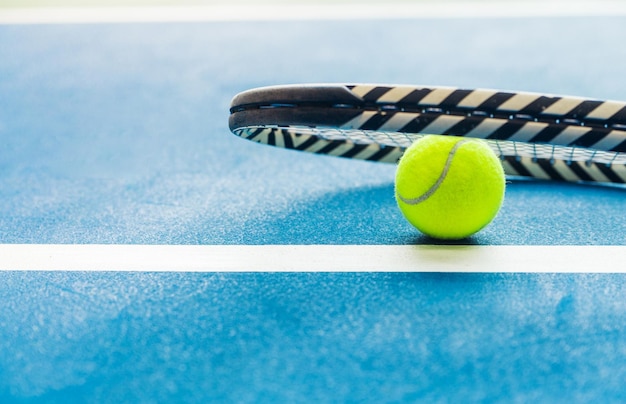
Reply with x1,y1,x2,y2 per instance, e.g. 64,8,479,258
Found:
230,84,626,143
229,84,626,184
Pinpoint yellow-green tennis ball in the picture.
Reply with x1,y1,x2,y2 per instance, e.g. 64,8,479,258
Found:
395,135,505,240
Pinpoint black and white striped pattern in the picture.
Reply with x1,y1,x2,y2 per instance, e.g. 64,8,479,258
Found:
343,85,626,153
229,84,626,184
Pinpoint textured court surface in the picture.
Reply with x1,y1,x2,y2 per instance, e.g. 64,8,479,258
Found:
3,19,626,246
2,8,626,402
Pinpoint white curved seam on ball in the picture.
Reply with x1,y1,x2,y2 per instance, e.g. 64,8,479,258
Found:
397,139,472,205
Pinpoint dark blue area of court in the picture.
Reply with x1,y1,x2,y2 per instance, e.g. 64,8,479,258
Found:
1,271,626,403
2,17,626,402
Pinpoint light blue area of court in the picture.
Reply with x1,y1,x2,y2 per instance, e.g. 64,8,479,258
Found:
1,19,626,245
1,15,626,402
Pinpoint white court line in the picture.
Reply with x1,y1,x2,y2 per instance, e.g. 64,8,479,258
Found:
2,2,626,24
0,244,623,272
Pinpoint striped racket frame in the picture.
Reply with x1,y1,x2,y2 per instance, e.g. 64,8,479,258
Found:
229,84,626,184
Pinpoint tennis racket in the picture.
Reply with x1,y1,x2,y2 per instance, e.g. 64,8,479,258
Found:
229,84,626,184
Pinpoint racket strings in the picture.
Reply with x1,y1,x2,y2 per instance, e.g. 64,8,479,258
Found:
234,125,626,183
247,126,626,165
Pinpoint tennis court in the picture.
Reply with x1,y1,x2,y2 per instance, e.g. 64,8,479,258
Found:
1,1,626,401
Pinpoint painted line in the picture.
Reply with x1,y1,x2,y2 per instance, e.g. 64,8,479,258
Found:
2,2,626,25
0,244,624,272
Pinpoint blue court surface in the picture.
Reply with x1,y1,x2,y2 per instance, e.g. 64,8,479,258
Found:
2,3,626,402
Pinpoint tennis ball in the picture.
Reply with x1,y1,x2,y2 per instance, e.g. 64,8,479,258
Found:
395,135,505,240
